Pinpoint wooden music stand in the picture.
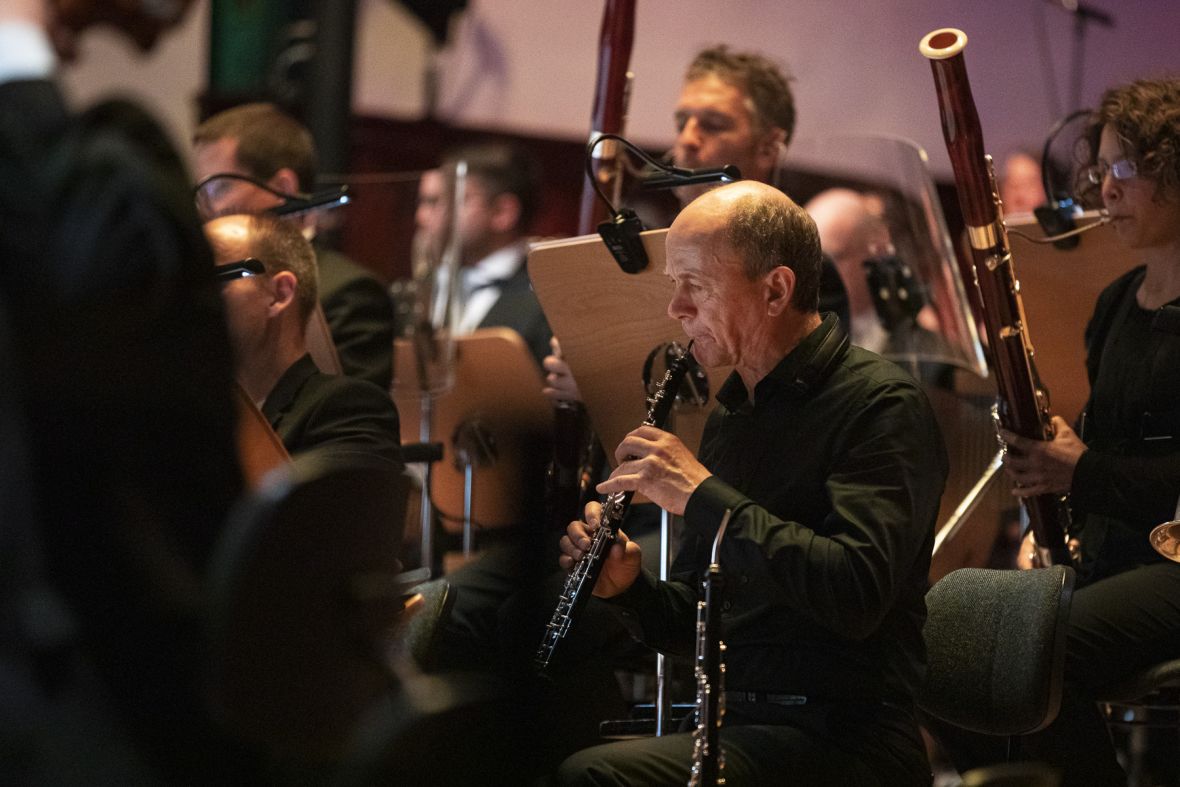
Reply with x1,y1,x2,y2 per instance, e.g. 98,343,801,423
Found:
527,229,729,463
306,302,344,375
1007,212,1136,425
233,383,290,490
393,328,553,536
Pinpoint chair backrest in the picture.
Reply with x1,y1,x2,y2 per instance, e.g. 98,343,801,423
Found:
206,451,410,761
920,566,1075,736
401,578,455,672
306,302,344,375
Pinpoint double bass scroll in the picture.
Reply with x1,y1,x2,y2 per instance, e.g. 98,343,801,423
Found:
919,28,1072,565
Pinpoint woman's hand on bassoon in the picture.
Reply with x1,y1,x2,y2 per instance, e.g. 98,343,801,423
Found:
1000,415,1086,498
558,501,642,598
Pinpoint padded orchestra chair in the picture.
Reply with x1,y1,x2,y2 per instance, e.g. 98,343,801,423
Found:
920,566,1076,743
399,577,455,672
1096,650,1180,786
206,451,411,765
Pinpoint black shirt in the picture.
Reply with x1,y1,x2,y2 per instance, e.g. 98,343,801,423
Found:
1072,265,1180,579
609,314,947,704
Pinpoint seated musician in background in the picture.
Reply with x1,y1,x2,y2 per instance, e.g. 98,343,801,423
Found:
205,213,402,466
997,148,1045,217
556,181,947,785
414,142,553,366
806,188,894,353
543,45,847,402
937,77,1180,786
192,103,396,390
807,187,954,389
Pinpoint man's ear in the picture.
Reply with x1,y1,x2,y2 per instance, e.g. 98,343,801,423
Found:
764,265,796,316
267,167,303,196
488,192,523,235
266,270,299,317
755,127,787,172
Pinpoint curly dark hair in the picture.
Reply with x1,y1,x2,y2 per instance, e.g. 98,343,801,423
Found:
686,46,796,147
1091,77,1180,200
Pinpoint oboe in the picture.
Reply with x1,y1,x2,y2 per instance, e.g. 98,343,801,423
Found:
688,509,731,787
535,341,695,671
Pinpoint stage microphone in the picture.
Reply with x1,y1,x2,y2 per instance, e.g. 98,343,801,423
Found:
598,208,648,274
269,185,351,217
1033,200,1081,251
1033,108,1092,250
640,165,742,191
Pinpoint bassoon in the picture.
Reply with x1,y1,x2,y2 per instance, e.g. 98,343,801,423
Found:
579,0,636,233
548,0,637,531
919,28,1072,564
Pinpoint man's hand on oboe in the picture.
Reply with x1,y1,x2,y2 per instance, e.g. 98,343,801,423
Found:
558,501,642,599
597,425,713,516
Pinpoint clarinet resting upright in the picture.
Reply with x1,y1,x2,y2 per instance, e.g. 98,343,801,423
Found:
536,341,695,671
919,28,1073,565
688,509,731,787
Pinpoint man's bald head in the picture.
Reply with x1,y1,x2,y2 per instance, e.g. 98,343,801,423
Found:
672,181,822,312
805,188,890,265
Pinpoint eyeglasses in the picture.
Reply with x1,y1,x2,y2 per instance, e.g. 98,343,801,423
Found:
193,172,350,222
1083,158,1138,186
215,258,267,283
194,173,294,221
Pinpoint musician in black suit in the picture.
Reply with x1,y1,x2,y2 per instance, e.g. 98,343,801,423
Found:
205,213,402,467
193,103,396,390
415,142,553,366
0,1,249,779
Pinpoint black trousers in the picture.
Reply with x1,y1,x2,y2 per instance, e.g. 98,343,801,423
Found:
555,700,931,786
934,561,1180,786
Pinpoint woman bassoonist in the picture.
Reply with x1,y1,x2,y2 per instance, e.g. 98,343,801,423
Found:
919,28,1072,565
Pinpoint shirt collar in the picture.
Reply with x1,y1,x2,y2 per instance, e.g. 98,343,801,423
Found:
0,22,56,84
716,313,844,411
463,240,527,288
260,354,319,424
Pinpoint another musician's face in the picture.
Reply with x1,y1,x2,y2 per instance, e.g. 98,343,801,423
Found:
1098,124,1180,250
999,152,1044,216
414,169,448,250
672,75,775,206
665,211,764,371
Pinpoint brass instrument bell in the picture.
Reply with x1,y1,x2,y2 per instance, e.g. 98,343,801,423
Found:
1149,520,1180,563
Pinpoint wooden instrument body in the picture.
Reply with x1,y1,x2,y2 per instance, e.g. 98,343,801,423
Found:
922,28,1071,563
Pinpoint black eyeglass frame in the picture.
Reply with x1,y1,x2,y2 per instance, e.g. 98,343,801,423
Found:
194,172,304,202
215,257,268,282
193,173,350,220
